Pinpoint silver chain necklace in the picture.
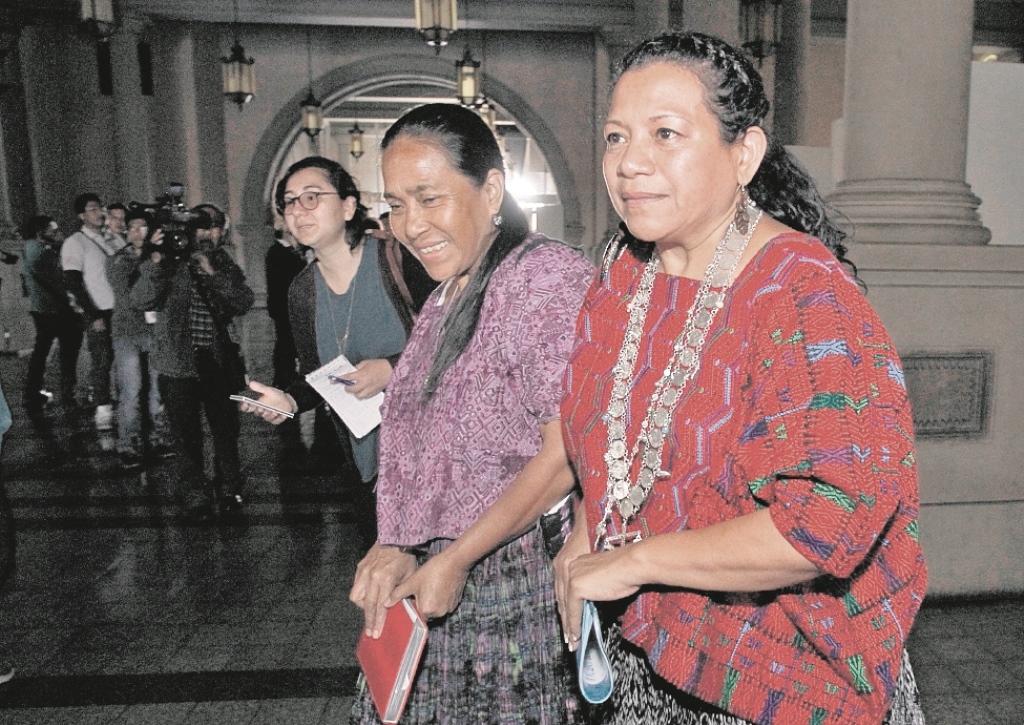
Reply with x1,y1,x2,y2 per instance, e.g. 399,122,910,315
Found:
321,245,363,356
596,201,762,549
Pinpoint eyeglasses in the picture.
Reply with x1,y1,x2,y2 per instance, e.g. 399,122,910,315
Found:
280,191,339,213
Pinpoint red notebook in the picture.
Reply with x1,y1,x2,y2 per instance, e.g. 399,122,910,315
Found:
356,598,428,724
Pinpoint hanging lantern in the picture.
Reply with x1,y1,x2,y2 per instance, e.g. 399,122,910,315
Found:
476,99,496,132
300,89,323,140
739,0,783,67
222,0,254,109
300,29,322,140
80,0,116,42
414,0,457,53
349,123,365,159
456,47,480,106
222,41,255,108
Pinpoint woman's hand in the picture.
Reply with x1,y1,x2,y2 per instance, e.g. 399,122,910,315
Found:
350,544,418,639
387,548,469,621
235,380,297,425
344,358,393,399
567,546,644,604
553,512,591,650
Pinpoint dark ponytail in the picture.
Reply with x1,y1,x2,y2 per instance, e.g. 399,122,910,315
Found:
381,103,533,399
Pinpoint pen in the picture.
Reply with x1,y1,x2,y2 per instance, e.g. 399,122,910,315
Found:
328,375,356,386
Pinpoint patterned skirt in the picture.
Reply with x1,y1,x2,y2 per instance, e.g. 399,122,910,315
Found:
350,526,581,725
589,626,926,725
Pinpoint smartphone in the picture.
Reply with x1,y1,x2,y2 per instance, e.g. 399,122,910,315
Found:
229,389,294,418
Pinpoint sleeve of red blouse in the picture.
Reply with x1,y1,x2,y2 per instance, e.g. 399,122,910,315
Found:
738,258,918,580
506,244,595,424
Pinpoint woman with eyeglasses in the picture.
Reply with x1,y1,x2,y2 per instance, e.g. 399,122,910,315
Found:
239,157,427,531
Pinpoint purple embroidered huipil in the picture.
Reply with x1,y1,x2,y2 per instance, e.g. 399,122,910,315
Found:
375,238,593,546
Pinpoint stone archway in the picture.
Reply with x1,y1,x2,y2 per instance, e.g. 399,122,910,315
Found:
241,53,582,245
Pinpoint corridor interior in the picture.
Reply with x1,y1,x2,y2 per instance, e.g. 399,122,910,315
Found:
0,313,1020,725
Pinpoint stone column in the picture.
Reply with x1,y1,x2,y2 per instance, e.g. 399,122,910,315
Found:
772,0,810,146
633,0,670,40
109,12,155,203
0,7,35,239
829,0,989,245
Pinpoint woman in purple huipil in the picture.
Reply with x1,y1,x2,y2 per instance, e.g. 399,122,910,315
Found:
348,103,592,724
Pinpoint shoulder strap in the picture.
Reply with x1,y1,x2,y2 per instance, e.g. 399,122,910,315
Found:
80,229,120,258
380,236,416,316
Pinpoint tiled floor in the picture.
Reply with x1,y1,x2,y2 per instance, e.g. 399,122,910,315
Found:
0,312,1021,724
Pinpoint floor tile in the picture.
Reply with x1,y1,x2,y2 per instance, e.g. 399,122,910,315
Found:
920,694,1003,725
115,703,195,725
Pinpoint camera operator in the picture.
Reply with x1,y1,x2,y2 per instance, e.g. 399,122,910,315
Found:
107,209,171,469
131,206,254,524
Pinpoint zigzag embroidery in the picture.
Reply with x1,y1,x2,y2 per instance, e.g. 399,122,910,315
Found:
739,402,807,441
806,339,850,363
811,481,857,512
770,328,805,346
809,447,855,466
796,288,850,320
887,359,906,389
791,526,835,559
809,393,869,413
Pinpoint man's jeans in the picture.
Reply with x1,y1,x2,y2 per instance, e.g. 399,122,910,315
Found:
113,333,163,455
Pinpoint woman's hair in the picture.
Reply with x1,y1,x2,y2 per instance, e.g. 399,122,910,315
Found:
381,103,533,399
613,31,850,264
20,215,54,241
273,156,369,249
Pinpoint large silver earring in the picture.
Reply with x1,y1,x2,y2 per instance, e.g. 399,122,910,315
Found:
733,186,752,235
492,213,503,227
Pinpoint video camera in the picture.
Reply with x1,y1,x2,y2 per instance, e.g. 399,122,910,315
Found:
130,183,211,260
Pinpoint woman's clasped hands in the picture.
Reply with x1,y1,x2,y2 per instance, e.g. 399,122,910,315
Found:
350,543,471,639
552,510,645,653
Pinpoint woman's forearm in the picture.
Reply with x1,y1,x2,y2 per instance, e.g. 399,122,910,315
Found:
625,508,820,593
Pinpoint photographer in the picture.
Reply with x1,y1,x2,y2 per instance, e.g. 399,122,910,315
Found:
131,206,254,524
107,209,171,469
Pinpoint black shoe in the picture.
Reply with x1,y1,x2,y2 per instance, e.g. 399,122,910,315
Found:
178,503,215,526
218,494,244,515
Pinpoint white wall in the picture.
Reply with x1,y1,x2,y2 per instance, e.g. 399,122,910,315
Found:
966,61,1024,246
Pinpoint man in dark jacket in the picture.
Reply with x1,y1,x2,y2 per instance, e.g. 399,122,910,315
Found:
21,215,84,418
131,207,254,523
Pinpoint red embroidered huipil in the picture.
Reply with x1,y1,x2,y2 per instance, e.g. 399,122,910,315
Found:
562,234,927,725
